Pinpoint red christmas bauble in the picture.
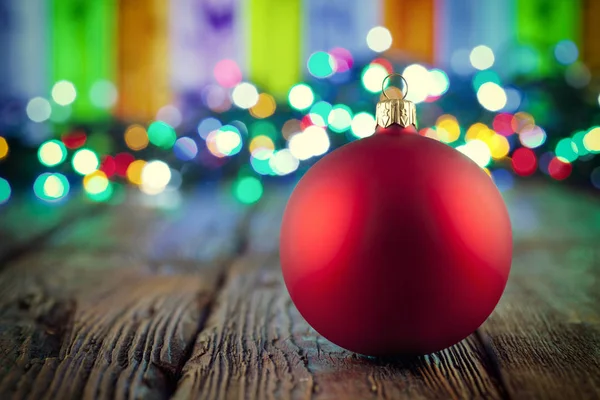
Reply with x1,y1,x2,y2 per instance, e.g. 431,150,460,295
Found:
280,124,512,356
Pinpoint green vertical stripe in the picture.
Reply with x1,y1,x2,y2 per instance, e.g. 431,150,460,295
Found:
516,0,581,76
249,0,301,99
51,0,116,120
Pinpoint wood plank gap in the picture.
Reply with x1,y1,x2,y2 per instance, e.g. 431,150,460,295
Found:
163,203,259,400
0,204,106,272
474,329,511,400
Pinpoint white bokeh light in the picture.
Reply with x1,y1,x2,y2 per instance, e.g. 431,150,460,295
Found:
26,97,52,123
428,69,450,97
477,82,507,112
215,128,242,156
362,64,389,93
141,160,172,195
402,64,431,103
232,82,259,109
457,139,492,168
72,149,99,175
470,45,495,70
288,84,314,110
351,112,376,138
366,26,392,52
51,80,77,106
269,149,299,176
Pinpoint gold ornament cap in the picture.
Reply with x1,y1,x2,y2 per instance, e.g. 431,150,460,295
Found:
376,73,417,129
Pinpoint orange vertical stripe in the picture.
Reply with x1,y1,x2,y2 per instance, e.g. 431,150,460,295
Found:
583,0,600,75
384,0,435,64
117,0,171,122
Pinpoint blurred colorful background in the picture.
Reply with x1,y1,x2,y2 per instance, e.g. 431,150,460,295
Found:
1,0,600,206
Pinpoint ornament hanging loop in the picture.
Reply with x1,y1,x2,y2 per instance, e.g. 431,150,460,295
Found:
381,73,409,100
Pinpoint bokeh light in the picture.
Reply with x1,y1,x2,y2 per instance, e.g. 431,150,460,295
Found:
307,51,336,78
428,69,450,97
83,171,112,202
555,138,578,162
72,149,99,175
282,119,302,140
328,104,353,133
90,80,118,109
503,87,522,113
470,45,495,70
491,168,514,192
232,82,259,109
487,133,510,159
26,97,51,122
38,140,67,167
233,176,263,204
249,135,275,157
51,80,77,106
565,62,591,88
0,137,8,160
512,112,535,133
548,157,572,180
472,70,501,91
250,93,276,119
288,125,330,160
456,139,491,167
115,153,135,177
308,101,332,127
214,59,242,88
477,82,507,112
366,26,392,52
351,112,376,138
519,125,547,149
34,173,69,201
583,127,600,153
173,137,198,161
141,160,171,195
202,84,232,112
62,130,87,149
270,149,299,175
0,178,10,205
435,115,461,143
362,63,390,93
124,125,149,151
148,121,177,149
216,125,243,156
512,148,537,176
156,105,183,128
126,159,146,185
288,84,314,110
554,40,579,65
493,113,514,136
329,47,353,72
197,117,222,140
402,64,430,103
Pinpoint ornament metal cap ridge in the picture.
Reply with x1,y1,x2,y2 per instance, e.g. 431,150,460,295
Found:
376,73,417,129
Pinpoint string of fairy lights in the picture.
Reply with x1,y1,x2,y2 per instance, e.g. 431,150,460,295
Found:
1,25,600,207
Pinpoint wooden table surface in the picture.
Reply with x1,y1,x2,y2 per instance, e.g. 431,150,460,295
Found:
0,182,599,400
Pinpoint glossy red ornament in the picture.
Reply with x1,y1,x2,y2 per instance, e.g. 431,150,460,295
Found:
280,124,512,356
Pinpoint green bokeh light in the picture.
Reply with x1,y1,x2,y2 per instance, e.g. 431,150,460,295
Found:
555,138,578,162
472,70,501,92
86,181,114,202
309,101,332,126
0,178,11,205
33,173,70,202
250,121,277,140
307,51,335,79
233,176,263,204
148,121,177,149
328,104,353,133
572,131,588,156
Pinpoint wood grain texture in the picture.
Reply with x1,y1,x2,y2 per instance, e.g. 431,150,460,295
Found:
173,189,504,400
0,186,250,400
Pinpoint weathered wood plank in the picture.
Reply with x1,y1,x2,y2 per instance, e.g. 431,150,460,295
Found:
0,185,250,400
0,193,94,261
478,246,600,399
173,188,504,400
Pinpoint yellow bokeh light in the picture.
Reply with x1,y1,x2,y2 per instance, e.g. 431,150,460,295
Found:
83,171,109,194
126,160,146,185
249,135,275,155
465,123,488,142
486,133,510,159
584,127,600,152
435,115,461,143
124,124,149,151
512,112,535,134
0,137,8,160
249,93,276,119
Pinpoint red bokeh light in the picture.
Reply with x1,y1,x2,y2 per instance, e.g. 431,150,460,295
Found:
548,157,572,180
511,148,537,176
114,152,135,177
